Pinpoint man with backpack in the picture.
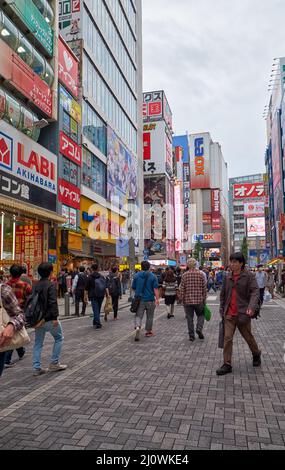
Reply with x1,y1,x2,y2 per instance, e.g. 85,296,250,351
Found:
85,263,108,329
106,266,122,320
72,267,88,317
31,263,67,376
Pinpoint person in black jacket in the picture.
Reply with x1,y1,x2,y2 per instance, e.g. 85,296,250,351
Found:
72,266,88,316
85,263,108,329
106,266,122,320
32,263,67,376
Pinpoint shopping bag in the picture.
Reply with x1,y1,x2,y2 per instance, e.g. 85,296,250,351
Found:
104,296,113,315
218,319,224,349
264,290,272,303
0,287,30,353
203,304,212,322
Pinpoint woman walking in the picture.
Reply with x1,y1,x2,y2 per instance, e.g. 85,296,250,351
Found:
163,270,178,319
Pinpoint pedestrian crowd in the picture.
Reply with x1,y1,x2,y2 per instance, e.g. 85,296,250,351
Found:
0,254,277,379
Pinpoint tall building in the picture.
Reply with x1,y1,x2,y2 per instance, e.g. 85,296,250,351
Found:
229,174,268,266
265,57,285,259
59,0,143,270
188,132,230,267
0,0,64,277
143,90,176,267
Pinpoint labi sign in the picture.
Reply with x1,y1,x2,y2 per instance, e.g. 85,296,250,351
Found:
11,0,54,56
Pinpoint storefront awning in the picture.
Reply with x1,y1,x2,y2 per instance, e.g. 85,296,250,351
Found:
0,196,66,224
266,258,283,265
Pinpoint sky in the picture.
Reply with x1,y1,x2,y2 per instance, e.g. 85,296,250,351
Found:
142,0,285,178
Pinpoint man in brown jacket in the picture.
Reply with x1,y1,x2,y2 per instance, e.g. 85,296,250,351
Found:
217,252,261,376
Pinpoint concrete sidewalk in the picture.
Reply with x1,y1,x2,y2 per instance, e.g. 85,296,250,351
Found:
57,293,131,319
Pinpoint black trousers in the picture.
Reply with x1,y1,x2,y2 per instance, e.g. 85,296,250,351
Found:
259,288,265,306
75,290,87,316
111,295,119,318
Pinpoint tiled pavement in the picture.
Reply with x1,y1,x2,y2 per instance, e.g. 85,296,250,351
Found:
0,296,285,450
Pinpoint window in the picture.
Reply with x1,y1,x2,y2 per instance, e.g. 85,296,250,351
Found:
82,148,107,198
62,157,80,186
82,101,107,155
62,110,80,144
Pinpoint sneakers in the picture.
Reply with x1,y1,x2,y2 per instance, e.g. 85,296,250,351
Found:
48,363,68,372
18,351,26,361
4,362,16,369
33,368,48,377
189,336,195,342
145,331,154,337
134,327,140,342
253,352,261,367
167,313,171,319
216,363,232,376
196,330,205,340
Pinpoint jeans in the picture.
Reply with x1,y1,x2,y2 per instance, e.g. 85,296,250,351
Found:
0,352,6,377
135,301,156,331
5,347,25,364
91,298,104,326
122,282,128,295
33,321,64,370
184,304,205,337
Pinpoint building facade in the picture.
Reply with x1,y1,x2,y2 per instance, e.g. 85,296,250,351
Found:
59,0,143,270
0,0,64,278
229,174,268,266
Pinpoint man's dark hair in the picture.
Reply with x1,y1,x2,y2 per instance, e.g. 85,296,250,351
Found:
79,266,85,273
112,266,118,273
21,266,27,274
38,262,53,279
91,263,99,272
141,261,150,272
10,264,23,278
229,252,246,269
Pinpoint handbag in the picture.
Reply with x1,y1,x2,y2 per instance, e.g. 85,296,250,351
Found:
0,285,30,353
218,319,224,349
203,304,212,322
104,296,113,315
130,273,150,313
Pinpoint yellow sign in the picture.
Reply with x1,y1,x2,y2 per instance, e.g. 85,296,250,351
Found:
68,232,82,251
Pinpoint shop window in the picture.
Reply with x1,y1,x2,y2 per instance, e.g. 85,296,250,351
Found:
17,35,33,66
62,157,80,187
32,0,54,25
82,148,106,198
2,215,14,260
20,106,34,138
0,87,5,119
32,49,45,79
5,93,21,128
44,61,54,86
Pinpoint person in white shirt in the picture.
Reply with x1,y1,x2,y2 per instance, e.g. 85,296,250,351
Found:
255,268,267,306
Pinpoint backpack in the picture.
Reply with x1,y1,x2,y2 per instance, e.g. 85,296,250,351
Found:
94,276,106,298
107,276,120,295
76,273,87,290
24,288,47,328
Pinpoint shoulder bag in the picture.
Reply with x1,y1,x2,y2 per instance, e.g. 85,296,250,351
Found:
0,285,30,353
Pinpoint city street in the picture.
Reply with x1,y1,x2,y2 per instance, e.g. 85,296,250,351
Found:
0,295,285,450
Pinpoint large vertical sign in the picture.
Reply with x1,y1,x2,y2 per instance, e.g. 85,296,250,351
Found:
189,133,211,189
183,163,190,242
211,189,221,230
271,110,283,226
174,184,183,252
59,0,82,41
143,122,172,177
143,91,163,121
58,36,79,98
15,223,44,277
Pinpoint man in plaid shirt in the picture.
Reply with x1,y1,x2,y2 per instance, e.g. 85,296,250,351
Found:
0,283,25,377
179,258,207,341
4,265,32,367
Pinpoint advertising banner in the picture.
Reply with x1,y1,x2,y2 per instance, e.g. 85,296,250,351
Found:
107,126,137,208
192,233,222,244
11,0,53,56
211,189,221,230
59,0,82,41
144,177,166,256
233,182,265,199
247,218,266,238
0,40,52,117
183,163,190,240
189,133,211,189
143,121,172,177
62,205,77,229
0,121,57,210
60,131,82,166
271,110,283,225
244,202,265,218
59,85,82,124
58,179,80,209
58,36,79,98
15,223,44,277
174,184,183,252
143,91,163,121
203,213,212,225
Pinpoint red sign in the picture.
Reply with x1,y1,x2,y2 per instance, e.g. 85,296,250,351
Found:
143,133,151,160
58,36,79,97
58,179,80,209
15,224,44,278
203,213,212,225
233,183,265,199
60,131,82,166
211,189,221,230
0,39,52,117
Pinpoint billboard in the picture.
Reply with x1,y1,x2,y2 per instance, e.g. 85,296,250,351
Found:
143,122,172,177
144,177,166,256
233,183,265,199
271,110,283,225
189,133,210,189
192,233,222,244
244,202,265,218
174,184,183,252
0,40,52,117
60,131,82,166
143,91,163,121
58,179,80,209
58,36,79,98
247,218,266,238
211,189,221,230
59,0,82,41
0,121,57,211
107,126,137,208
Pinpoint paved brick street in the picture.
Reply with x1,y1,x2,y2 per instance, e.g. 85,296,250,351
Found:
1,296,285,450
